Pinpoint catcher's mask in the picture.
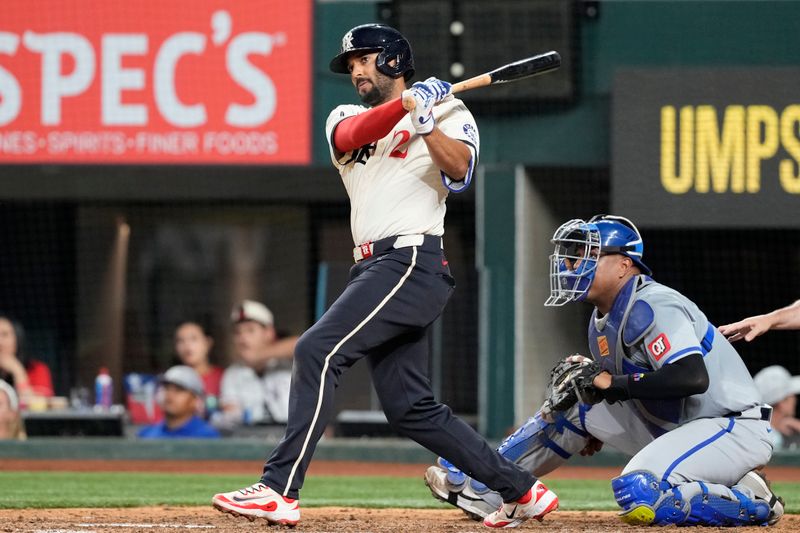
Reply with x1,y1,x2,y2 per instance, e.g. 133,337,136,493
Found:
545,214,651,306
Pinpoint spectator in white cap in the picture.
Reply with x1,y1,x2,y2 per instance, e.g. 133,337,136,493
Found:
753,365,800,449
138,366,220,439
218,300,297,428
0,379,25,440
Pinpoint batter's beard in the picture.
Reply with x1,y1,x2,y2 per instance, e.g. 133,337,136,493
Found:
359,75,396,106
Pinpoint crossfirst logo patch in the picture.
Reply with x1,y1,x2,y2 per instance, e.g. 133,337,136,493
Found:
647,333,671,361
597,335,609,356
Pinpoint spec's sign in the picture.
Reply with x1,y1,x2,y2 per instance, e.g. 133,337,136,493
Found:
0,1,311,164
613,68,800,227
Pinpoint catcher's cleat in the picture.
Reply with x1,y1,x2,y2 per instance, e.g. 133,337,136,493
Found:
736,469,785,525
483,480,558,528
424,465,496,521
212,482,300,527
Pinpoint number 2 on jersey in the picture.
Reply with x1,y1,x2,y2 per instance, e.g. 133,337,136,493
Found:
389,130,411,159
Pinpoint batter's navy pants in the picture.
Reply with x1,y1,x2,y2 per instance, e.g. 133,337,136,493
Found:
261,235,534,501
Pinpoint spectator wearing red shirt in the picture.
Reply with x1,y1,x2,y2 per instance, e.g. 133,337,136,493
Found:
174,320,223,414
0,315,53,407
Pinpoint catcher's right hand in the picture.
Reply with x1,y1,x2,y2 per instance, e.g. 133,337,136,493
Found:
542,354,604,414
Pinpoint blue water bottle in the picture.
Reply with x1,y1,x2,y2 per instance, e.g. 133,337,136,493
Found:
94,367,113,409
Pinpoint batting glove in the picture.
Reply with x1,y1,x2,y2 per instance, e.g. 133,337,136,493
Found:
413,77,452,103
403,86,436,135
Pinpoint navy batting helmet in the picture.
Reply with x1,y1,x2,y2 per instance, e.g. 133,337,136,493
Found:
545,215,652,306
329,24,415,81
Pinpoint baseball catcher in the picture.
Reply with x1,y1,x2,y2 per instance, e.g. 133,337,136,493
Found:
426,214,784,527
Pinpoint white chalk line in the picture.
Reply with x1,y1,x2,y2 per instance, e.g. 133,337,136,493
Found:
77,525,215,529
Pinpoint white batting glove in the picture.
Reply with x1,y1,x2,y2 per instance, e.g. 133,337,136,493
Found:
403,86,436,135
414,77,452,103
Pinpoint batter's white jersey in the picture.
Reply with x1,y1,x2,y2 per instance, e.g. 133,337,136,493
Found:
325,96,480,245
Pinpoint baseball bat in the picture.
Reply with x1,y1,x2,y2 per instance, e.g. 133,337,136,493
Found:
402,50,561,111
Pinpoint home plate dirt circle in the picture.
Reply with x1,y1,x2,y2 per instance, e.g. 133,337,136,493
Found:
2,507,798,533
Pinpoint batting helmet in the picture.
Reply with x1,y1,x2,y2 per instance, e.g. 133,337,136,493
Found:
329,24,415,81
545,214,652,306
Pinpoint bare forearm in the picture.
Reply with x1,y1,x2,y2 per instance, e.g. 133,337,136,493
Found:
263,336,298,360
767,300,800,330
422,128,470,179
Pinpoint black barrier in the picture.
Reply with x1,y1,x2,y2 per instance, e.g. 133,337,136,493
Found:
613,68,800,228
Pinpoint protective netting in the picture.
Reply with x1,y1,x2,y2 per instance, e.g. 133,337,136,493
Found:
1,1,798,431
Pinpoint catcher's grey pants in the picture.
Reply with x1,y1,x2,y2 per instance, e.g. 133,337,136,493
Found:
517,401,772,502
261,235,534,501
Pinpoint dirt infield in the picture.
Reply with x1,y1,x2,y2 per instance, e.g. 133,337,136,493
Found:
2,461,797,532
2,459,799,482
1,507,797,533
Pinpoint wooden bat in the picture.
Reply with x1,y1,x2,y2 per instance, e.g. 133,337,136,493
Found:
402,50,561,111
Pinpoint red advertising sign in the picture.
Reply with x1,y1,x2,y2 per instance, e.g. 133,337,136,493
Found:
0,1,311,164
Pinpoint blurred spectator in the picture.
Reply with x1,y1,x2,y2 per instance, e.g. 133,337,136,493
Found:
138,365,219,439
0,314,53,407
218,300,297,427
719,299,800,342
753,365,800,449
0,380,25,440
174,320,223,415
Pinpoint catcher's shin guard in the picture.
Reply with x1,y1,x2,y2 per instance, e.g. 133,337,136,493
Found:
501,405,591,477
681,481,771,526
431,405,591,519
613,473,770,527
612,470,690,526
734,470,784,525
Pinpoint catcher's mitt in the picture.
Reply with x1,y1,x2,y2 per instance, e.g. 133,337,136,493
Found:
543,354,604,413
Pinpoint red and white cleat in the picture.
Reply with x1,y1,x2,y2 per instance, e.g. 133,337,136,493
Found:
212,482,300,527
483,480,558,528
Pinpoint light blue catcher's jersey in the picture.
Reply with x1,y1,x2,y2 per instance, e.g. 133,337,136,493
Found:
589,276,761,432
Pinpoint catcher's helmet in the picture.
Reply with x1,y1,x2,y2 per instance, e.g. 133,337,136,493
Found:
545,214,651,306
329,24,415,81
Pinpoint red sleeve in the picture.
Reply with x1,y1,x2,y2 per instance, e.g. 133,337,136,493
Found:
333,97,407,153
26,360,54,397
203,366,223,397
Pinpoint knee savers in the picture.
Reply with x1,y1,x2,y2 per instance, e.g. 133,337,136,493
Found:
612,472,770,527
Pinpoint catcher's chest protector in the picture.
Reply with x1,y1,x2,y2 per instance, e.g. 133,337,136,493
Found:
587,275,645,374
587,275,683,431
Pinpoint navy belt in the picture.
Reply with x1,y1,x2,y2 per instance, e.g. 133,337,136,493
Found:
353,234,443,263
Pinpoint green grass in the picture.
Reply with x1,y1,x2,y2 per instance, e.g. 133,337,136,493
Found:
0,472,797,513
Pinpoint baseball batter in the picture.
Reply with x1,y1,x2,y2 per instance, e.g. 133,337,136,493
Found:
212,24,557,528
427,215,784,527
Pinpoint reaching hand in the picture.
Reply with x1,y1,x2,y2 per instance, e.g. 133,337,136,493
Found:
718,315,773,342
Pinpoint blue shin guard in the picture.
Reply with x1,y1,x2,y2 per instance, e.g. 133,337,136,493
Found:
683,483,770,526
611,470,689,525
613,472,770,527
